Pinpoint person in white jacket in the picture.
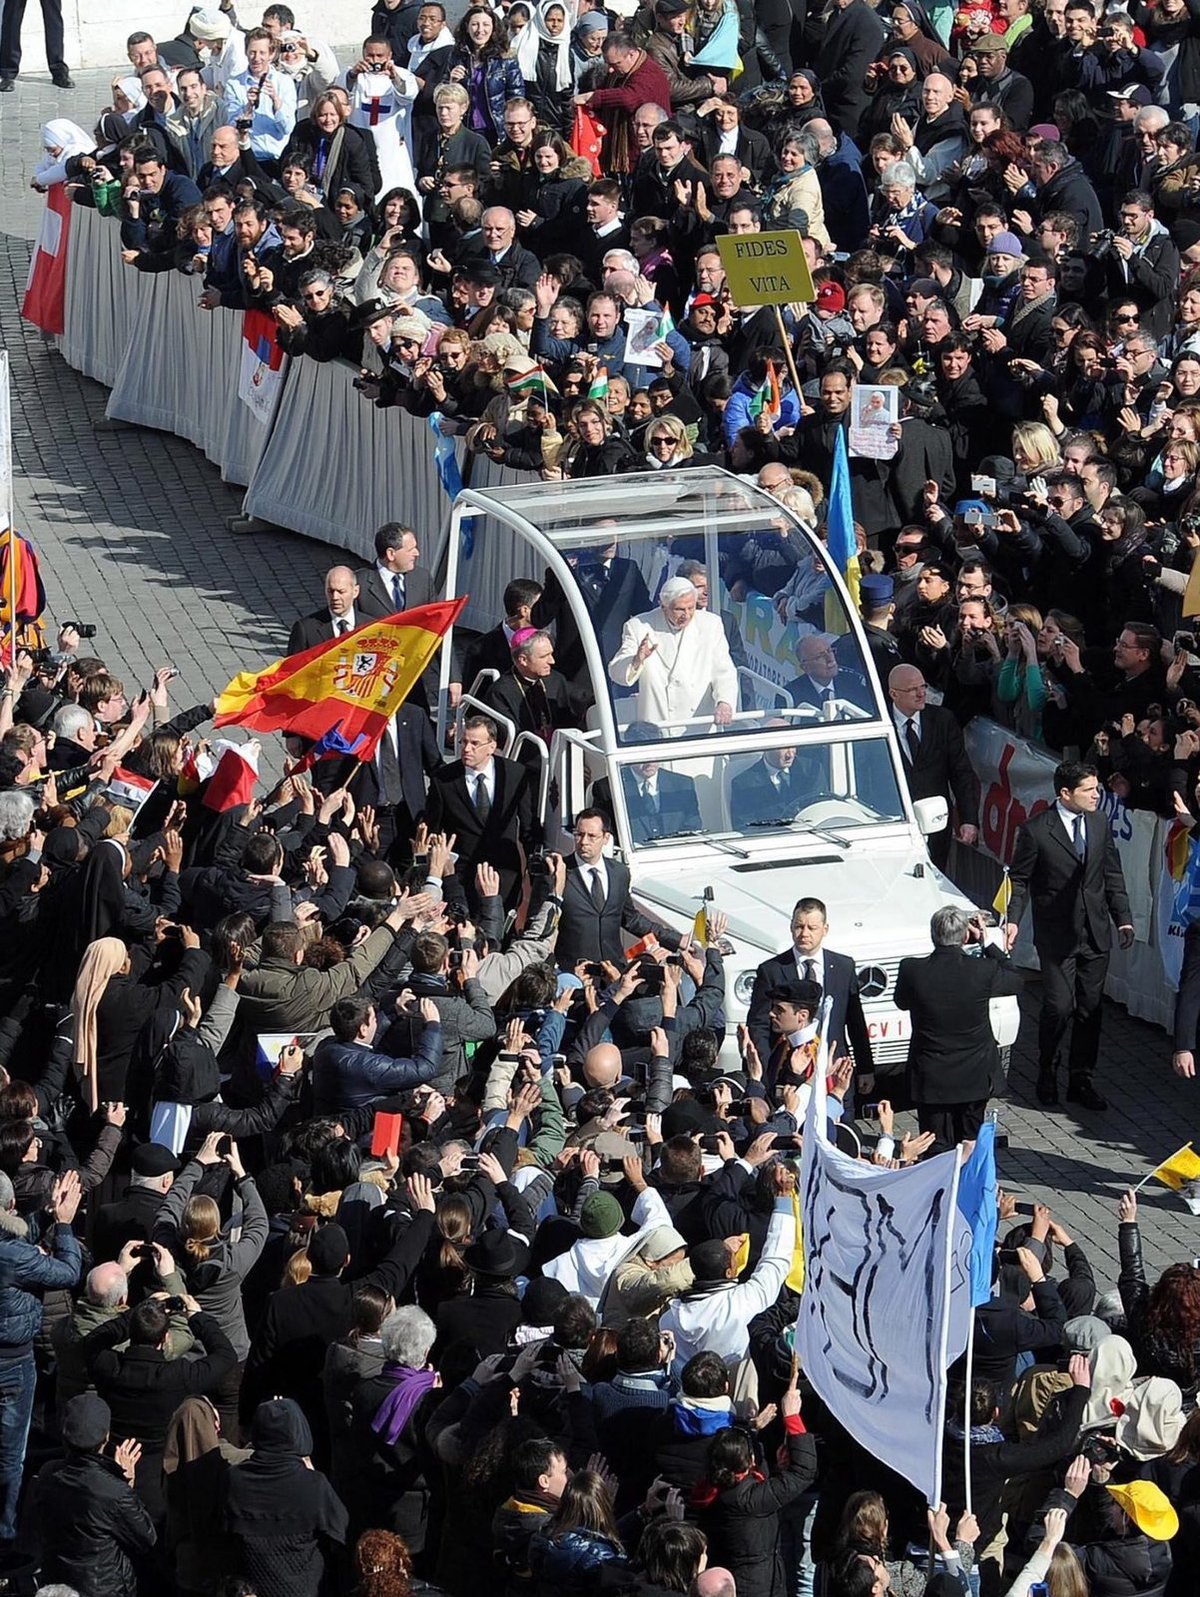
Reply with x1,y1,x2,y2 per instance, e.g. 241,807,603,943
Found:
543,1183,671,1307
608,578,739,739
660,1164,797,1367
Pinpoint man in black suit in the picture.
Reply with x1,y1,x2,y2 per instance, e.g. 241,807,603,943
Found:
93,1144,178,1261
888,664,979,871
554,808,683,969
730,742,812,830
347,702,442,859
353,522,440,713
533,540,652,689
590,726,703,844
287,565,361,654
784,634,873,717
423,714,539,911
895,906,1025,1152
745,895,874,1098
353,523,434,620
455,577,543,698
1006,760,1133,1111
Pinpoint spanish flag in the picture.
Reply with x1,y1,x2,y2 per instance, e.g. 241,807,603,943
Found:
1148,1142,1200,1192
214,601,465,758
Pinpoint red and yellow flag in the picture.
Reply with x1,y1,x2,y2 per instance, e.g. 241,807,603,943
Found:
213,600,465,758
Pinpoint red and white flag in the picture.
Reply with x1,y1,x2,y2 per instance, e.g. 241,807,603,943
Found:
201,738,261,813
22,185,72,337
237,308,286,425
105,765,158,815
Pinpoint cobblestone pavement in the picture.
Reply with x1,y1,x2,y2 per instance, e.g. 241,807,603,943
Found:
3,72,1199,1291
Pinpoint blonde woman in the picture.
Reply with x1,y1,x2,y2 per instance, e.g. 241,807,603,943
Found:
1011,421,1061,476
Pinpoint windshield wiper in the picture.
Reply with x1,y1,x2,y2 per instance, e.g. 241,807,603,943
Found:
791,818,852,849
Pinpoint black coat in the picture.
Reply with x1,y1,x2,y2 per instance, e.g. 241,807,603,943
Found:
93,1185,170,1262
553,854,681,969
478,668,589,753
746,946,873,1079
1007,805,1132,959
424,756,539,910
590,769,703,845
894,943,1025,1105
353,563,435,620
896,703,980,825
533,557,653,687
30,1449,157,1597
693,1426,818,1597
810,1,886,139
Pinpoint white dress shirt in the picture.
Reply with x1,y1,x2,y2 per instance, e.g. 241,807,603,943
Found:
332,608,357,636
468,760,495,806
377,565,407,609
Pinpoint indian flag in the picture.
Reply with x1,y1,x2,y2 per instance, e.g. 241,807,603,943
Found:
658,306,675,339
505,362,552,398
588,365,609,401
747,359,781,421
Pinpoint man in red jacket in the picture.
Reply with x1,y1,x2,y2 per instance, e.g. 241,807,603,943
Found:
576,32,672,173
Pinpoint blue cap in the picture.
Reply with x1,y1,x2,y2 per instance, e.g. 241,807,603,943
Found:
954,499,990,517
556,971,584,995
860,573,895,605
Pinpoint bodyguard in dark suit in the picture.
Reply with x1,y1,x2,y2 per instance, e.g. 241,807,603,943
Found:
554,809,683,969
423,714,540,911
1172,920,1200,1081
1006,760,1133,1110
533,546,652,688
345,703,442,858
591,763,703,845
730,747,810,830
353,523,439,712
287,565,362,655
895,906,1025,1151
888,664,980,871
353,523,434,620
745,895,873,1092
458,578,543,695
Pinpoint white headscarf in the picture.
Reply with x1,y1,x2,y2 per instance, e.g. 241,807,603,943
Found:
516,0,573,93
114,75,148,116
35,119,96,186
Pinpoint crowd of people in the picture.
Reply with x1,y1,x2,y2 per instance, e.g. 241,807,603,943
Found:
7,0,1200,1595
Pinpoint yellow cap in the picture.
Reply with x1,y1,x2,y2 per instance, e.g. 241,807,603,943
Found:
1105,1480,1180,1541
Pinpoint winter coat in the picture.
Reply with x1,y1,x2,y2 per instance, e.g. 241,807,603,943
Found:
30,1449,157,1597
1120,1220,1200,1401
154,1161,269,1360
453,49,525,139
312,1023,442,1114
0,1207,81,1351
528,1525,627,1596
692,1422,818,1597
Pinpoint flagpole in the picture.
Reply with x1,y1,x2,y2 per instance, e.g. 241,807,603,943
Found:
1134,1141,1196,1192
962,1299,976,1517
931,1152,963,1512
772,305,805,415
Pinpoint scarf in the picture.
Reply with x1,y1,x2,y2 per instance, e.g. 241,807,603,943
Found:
945,1418,1005,1444
71,936,128,1111
672,1395,733,1436
516,1,573,92
408,24,455,73
1009,288,1055,332
371,1363,437,1444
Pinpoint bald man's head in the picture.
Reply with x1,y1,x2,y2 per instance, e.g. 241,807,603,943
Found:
584,1042,623,1090
889,664,927,714
691,1572,736,1597
325,566,360,617
86,1263,129,1309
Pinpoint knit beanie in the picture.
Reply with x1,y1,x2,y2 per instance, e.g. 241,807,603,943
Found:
580,1191,624,1239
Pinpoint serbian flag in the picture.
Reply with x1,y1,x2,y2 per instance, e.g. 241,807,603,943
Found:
213,600,465,759
202,739,261,812
22,185,71,337
237,308,286,425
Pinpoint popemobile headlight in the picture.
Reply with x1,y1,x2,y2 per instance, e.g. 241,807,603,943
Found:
733,969,756,1006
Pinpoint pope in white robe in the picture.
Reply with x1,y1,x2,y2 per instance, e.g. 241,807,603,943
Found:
608,576,739,738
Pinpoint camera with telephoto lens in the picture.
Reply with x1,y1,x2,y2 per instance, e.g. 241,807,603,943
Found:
61,621,96,639
1092,229,1116,256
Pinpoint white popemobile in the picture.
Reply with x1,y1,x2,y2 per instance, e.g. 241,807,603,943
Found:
438,469,1019,1072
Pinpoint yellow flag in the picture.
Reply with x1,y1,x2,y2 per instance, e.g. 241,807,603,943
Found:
992,871,1011,918
732,1232,750,1276
1151,1143,1200,1192
1184,548,1200,620
692,904,708,948
786,1188,805,1294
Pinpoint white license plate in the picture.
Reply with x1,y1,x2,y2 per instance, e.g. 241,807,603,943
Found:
866,1014,911,1042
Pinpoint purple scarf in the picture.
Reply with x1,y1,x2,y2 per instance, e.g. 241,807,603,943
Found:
371,1364,437,1445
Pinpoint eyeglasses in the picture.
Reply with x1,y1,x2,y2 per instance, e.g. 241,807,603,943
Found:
1113,312,1140,322
303,290,329,302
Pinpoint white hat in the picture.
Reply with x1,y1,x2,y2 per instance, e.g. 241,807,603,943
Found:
189,7,231,41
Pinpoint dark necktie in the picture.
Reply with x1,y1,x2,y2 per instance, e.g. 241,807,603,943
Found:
904,717,920,763
1073,813,1086,861
336,618,349,635
804,958,815,983
472,773,491,824
589,867,605,909
392,573,405,610
377,725,403,806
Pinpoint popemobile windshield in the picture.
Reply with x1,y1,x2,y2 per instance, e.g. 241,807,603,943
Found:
438,468,1019,1073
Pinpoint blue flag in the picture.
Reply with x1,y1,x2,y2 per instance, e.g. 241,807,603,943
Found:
955,1122,998,1308
311,722,367,761
428,412,476,559
690,8,740,70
